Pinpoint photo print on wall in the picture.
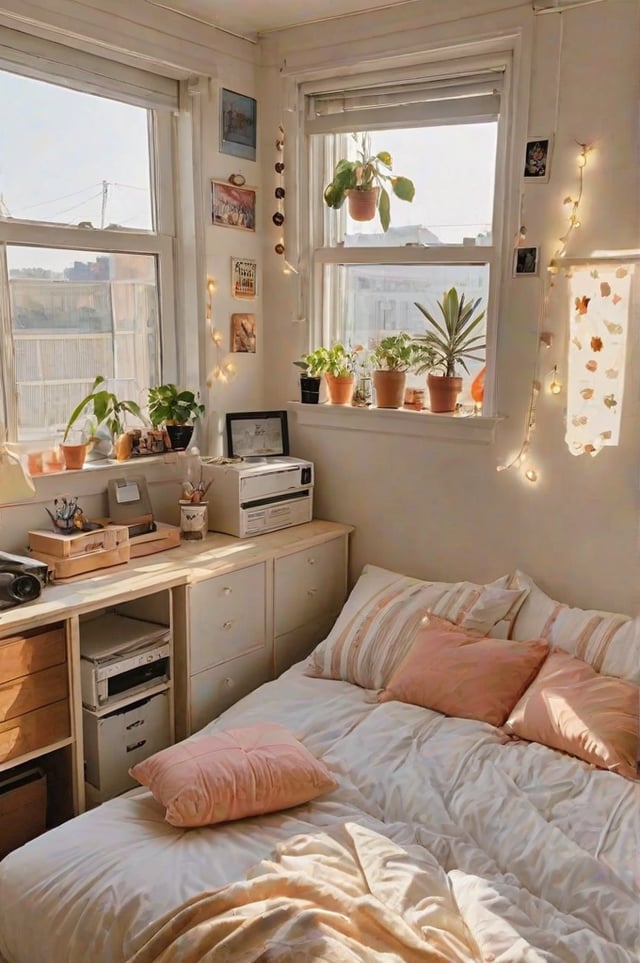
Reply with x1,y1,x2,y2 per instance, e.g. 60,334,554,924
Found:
523,137,552,181
220,88,257,161
231,257,257,299
211,180,256,232
231,313,256,353
513,246,539,276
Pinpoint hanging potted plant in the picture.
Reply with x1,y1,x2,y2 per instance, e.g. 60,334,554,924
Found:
323,132,415,232
370,332,433,409
62,376,145,469
147,384,205,450
413,288,486,413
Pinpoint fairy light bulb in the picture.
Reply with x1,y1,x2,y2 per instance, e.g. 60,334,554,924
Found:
524,468,538,483
549,365,562,395
211,329,223,346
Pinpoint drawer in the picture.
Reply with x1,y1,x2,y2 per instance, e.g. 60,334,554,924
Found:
0,663,68,723
84,690,171,799
0,768,47,859
0,626,66,685
0,700,70,764
189,648,271,735
274,613,339,678
189,563,267,674
275,537,347,637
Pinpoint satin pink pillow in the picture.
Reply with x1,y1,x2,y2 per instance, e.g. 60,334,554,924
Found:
505,650,640,780
378,615,549,727
130,723,337,827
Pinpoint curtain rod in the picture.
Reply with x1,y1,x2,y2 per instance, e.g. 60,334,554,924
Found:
551,253,640,266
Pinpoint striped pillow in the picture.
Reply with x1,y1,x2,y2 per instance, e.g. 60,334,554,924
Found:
306,564,528,690
510,570,640,683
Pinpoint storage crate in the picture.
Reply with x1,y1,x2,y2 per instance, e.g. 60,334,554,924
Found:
0,767,47,859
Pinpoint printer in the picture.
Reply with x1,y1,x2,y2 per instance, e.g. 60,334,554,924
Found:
201,456,313,537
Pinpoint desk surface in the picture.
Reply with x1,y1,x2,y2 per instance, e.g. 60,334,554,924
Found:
0,520,353,635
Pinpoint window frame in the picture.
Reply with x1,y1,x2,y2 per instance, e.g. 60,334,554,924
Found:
299,45,517,419
0,59,178,442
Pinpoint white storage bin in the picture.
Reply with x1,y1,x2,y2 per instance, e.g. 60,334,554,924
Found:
84,690,170,802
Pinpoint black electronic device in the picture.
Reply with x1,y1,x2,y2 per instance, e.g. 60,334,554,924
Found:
225,410,289,460
0,551,49,610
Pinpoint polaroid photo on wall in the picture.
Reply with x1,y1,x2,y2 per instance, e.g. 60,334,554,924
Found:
231,257,257,299
523,136,552,181
513,246,540,277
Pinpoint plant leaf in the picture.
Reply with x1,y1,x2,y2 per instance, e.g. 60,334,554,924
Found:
378,187,391,232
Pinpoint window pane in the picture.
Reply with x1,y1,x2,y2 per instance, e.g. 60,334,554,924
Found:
321,124,497,246
334,262,489,405
0,70,153,230
8,246,160,439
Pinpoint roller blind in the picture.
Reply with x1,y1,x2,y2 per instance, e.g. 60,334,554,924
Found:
0,25,179,110
306,69,503,134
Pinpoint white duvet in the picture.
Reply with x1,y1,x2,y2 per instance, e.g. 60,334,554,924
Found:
0,664,638,963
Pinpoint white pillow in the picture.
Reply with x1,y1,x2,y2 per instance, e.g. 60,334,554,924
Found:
510,570,640,683
306,564,528,690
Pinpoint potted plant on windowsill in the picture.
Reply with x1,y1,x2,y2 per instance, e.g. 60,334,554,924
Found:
370,332,433,409
147,384,205,450
323,132,415,232
413,288,486,413
293,353,326,404
62,376,145,469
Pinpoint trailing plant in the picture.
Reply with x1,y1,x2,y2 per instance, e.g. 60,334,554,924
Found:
147,384,205,427
413,288,486,377
370,332,433,372
323,132,415,232
63,376,145,442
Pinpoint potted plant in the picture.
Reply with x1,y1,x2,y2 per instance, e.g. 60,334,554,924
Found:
62,376,145,469
293,352,326,404
370,332,433,409
323,132,415,232
147,383,205,450
413,288,486,413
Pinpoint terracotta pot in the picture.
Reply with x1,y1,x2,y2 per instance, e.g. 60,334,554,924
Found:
346,187,379,222
373,370,407,409
427,373,463,413
61,443,88,470
325,374,354,405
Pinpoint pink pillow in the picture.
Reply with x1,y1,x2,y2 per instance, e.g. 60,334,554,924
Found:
505,650,639,780
129,723,337,827
378,615,549,727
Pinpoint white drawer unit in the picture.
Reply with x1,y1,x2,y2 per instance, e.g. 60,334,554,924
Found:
275,537,347,637
189,647,272,734
189,563,268,675
83,690,171,802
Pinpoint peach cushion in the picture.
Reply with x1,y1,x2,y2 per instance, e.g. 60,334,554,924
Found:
129,723,337,827
378,616,549,727
505,650,639,780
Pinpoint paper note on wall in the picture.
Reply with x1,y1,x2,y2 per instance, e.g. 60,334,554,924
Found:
566,266,633,457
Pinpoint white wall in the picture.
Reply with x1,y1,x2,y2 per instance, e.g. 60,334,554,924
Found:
259,0,640,616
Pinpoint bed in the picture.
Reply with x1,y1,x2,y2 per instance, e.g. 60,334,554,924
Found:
0,564,638,962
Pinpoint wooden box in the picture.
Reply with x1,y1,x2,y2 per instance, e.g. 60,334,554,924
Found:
28,542,131,581
0,767,47,859
28,524,129,559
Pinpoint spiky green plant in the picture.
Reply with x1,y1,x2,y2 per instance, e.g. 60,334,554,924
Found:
413,288,486,377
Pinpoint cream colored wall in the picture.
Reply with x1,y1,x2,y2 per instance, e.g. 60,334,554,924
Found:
259,0,640,616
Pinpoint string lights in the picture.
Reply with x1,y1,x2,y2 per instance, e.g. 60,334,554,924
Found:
497,142,593,482
205,275,237,386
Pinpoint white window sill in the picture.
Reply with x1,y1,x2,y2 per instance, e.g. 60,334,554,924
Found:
288,402,502,444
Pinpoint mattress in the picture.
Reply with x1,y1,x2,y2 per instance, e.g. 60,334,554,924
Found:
0,663,638,962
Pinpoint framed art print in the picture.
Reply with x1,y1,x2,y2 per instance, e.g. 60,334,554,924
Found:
513,246,539,276
220,88,257,161
211,180,256,232
523,136,552,181
231,257,257,299
231,313,256,353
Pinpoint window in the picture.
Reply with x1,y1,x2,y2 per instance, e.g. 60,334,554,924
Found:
0,35,178,442
303,55,509,412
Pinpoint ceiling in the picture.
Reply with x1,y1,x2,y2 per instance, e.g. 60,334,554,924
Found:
147,0,427,41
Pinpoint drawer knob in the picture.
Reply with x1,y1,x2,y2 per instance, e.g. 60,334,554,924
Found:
307,587,318,597
222,620,234,630
223,587,232,596
224,677,234,688
307,557,316,565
